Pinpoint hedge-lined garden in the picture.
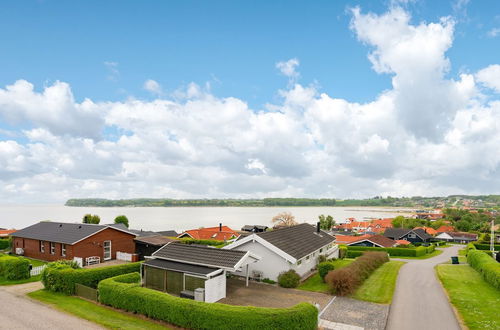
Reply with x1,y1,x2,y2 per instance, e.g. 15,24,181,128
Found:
325,251,389,295
467,249,500,290
99,273,318,330
0,255,30,280
41,261,141,295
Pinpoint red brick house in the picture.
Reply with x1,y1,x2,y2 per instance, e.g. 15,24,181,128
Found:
11,222,136,264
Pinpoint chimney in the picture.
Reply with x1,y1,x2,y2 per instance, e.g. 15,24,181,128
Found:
316,222,320,233
219,223,222,232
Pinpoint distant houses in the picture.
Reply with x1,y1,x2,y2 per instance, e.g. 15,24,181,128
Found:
383,228,432,244
435,232,478,244
177,224,240,242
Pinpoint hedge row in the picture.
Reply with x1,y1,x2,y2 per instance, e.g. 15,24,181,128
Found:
41,261,141,295
346,250,363,258
467,250,500,290
325,252,389,295
0,255,30,280
347,245,428,257
0,239,10,250
175,238,228,247
98,273,318,330
473,243,500,251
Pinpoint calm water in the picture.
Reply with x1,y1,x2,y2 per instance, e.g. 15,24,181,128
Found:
0,205,413,232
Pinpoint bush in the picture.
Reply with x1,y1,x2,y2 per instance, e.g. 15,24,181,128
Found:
176,238,227,247
467,250,500,290
339,246,347,259
41,261,140,295
0,239,10,250
347,245,434,257
426,245,435,254
262,278,276,284
0,255,30,280
346,250,363,258
318,262,335,282
325,251,389,296
473,243,500,251
99,273,318,330
278,270,301,288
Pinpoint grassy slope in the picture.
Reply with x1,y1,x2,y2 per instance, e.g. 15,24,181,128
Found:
28,289,170,329
436,264,500,330
297,259,354,293
352,261,405,304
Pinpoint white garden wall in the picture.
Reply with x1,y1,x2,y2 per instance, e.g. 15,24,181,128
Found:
204,272,226,303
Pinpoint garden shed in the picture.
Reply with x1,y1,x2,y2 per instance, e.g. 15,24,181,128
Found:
142,242,260,303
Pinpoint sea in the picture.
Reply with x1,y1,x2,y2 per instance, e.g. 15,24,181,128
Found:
0,205,413,232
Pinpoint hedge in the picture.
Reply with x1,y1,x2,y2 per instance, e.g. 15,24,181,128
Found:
0,239,10,250
176,238,227,247
467,250,500,290
346,250,363,258
99,273,318,330
339,246,347,259
277,270,300,288
473,243,500,251
41,261,141,295
347,245,429,257
318,262,335,281
0,255,30,280
325,252,389,295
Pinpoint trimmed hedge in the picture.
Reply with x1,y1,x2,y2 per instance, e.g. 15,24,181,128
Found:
467,250,500,290
176,238,228,247
325,251,389,295
339,246,347,259
347,245,429,257
41,261,141,295
0,255,30,280
318,262,335,281
346,250,363,258
473,243,500,251
0,239,10,250
99,273,318,330
278,269,300,288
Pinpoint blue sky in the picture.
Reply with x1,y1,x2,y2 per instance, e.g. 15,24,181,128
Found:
0,0,499,203
1,0,498,107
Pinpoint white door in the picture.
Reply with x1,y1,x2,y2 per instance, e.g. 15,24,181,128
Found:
103,240,112,260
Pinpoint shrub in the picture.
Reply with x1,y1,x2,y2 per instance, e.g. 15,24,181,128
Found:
325,251,389,296
318,262,335,282
99,273,318,330
262,278,276,284
347,246,418,257
176,238,227,247
473,243,500,251
41,261,140,295
278,270,300,288
467,250,500,290
339,246,347,259
0,255,30,280
346,250,363,258
426,245,435,254
317,255,327,263
0,239,10,250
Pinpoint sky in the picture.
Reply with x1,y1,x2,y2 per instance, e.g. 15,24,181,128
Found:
0,0,499,203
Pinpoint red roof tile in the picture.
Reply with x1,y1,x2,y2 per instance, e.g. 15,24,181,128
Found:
178,226,239,241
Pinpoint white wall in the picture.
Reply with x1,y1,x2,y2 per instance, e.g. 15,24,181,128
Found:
232,241,291,281
204,272,226,303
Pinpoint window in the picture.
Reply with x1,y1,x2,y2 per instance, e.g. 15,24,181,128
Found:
306,255,310,260
50,242,55,255
320,248,323,253
297,260,302,265
61,244,66,257
40,241,45,253
408,234,416,239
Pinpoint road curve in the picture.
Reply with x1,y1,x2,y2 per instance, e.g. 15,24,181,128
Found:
386,245,462,330
0,282,103,329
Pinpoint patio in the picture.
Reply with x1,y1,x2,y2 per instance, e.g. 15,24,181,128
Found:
219,278,332,309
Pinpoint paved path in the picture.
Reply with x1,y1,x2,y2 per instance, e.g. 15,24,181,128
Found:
387,245,462,330
0,282,103,330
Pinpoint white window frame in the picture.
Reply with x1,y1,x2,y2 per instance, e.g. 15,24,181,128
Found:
61,243,66,257
50,242,55,255
40,241,45,253
103,240,112,260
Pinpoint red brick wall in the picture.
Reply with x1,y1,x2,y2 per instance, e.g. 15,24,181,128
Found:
11,228,135,263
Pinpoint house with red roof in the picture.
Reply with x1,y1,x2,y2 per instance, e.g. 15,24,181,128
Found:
334,217,394,234
414,226,438,236
334,234,371,244
436,225,455,233
0,229,17,238
178,223,239,242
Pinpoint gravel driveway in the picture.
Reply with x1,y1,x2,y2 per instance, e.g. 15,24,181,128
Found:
0,282,103,329
320,297,389,330
386,245,462,330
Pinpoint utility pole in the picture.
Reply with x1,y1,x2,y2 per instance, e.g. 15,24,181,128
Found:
491,218,495,258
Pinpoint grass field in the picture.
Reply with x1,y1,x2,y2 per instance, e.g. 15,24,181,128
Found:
297,259,354,293
436,264,500,330
0,275,41,286
28,289,171,329
352,260,405,304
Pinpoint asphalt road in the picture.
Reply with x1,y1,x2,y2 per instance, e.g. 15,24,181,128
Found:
0,282,102,330
387,245,462,330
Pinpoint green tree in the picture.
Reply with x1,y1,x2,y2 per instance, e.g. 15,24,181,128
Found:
392,216,405,228
114,215,129,228
83,214,100,224
455,220,471,232
82,214,92,224
318,214,335,230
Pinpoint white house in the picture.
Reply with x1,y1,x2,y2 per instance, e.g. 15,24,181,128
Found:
435,231,478,244
223,223,338,281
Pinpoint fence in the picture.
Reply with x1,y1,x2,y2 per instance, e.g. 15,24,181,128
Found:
75,283,98,301
30,265,46,277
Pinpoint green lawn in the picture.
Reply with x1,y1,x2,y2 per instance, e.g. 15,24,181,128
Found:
298,259,354,293
0,275,41,286
436,264,500,330
391,249,443,259
351,261,405,304
458,248,467,256
28,289,171,329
